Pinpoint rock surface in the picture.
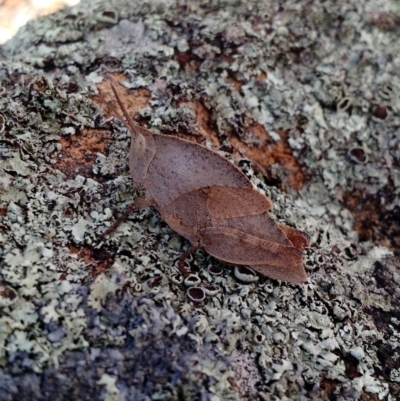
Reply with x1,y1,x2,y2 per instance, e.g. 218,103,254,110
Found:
0,0,399,400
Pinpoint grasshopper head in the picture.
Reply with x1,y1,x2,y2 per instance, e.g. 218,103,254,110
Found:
128,130,156,187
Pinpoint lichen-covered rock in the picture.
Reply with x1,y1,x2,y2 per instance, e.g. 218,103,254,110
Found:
0,0,399,400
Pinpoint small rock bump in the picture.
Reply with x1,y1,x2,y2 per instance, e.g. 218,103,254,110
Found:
203,284,219,296
184,274,201,287
263,283,274,293
187,287,205,303
253,333,265,344
378,83,394,100
0,114,5,134
373,106,388,120
337,97,352,113
97,10,118,24
0,285,18,306
147,275,162,288
207,264,223,275
170,274,183,285
348,147,368,164
234,265,259,283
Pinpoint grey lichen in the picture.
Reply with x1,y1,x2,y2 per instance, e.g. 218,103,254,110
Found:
0,0,399,400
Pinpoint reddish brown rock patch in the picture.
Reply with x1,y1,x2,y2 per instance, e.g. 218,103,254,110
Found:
230,125,306,190
56,129,108,180
68,244,113,277
57,73,152,180
93,73,152,121
343,186,400,254
175,51,202,74
179,100,221,147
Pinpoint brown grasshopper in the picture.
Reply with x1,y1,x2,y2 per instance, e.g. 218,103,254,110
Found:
102,81,309,283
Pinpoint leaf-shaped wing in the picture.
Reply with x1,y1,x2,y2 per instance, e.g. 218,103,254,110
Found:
201,226,302,268
201,226,307,283
148,135,252,207
205,186,272,218
277,223,310,251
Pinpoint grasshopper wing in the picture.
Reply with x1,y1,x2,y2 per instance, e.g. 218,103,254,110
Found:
202,186,308,283
201,226,307,283
204,186,272,218
147,135,252,207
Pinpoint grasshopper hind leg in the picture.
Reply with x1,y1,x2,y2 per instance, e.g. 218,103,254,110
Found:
177,243,200,277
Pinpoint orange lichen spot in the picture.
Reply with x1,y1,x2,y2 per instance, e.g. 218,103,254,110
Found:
0,205,7,216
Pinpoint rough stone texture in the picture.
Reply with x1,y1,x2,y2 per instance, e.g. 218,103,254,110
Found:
0,0,399,400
